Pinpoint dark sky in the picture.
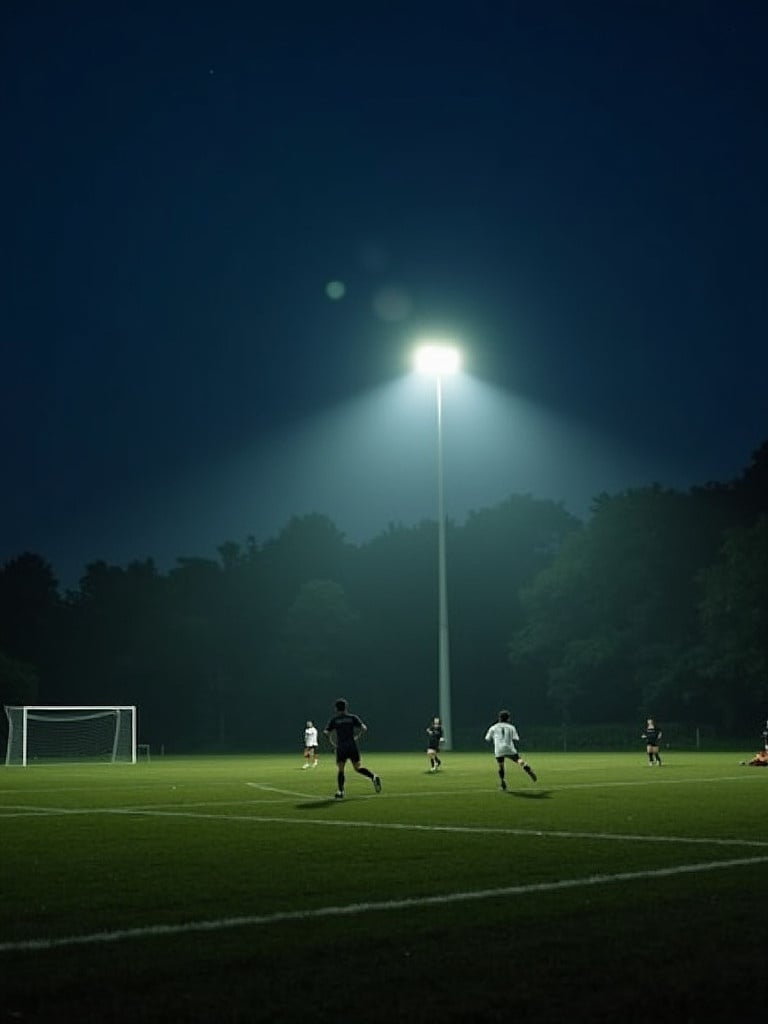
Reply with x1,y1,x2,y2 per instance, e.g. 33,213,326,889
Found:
3,1,766,586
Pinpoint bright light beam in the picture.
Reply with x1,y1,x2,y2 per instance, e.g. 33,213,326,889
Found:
413,338,462,751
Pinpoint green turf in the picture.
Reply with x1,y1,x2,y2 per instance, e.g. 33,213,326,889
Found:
1,751,766,1022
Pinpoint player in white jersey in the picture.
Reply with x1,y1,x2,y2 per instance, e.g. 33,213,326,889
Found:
302,720,319,769
484,710,537,790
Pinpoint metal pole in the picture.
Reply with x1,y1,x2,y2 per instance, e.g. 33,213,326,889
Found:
436,375,452,749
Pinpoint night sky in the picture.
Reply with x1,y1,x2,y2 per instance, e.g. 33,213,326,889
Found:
3,2,766,586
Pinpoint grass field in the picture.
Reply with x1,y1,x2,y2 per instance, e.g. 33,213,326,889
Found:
1,750,767,1022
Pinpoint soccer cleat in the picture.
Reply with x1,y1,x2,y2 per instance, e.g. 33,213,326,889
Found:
500,779,507,791
373,775,382,793
335,791,344,799
429,765,436,772
528,769,537,783
302,764,309,770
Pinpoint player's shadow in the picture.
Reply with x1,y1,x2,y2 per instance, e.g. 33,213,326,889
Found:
295,798,343,809
508,789,553,799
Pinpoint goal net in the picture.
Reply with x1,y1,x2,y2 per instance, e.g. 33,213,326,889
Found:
4,706,137,766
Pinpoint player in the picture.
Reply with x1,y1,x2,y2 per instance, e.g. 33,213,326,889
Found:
762,719,768,752
641,718,663,766
484,710,537,790
302,720,319,769
323,698,382,799
426,716,443,772
740,749,768,766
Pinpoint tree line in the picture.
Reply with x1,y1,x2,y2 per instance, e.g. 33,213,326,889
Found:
1,441,766,753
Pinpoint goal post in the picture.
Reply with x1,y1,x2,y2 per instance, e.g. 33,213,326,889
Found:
4,706,137,766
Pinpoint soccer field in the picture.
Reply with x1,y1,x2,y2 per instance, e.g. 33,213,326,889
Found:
1,751,766,1022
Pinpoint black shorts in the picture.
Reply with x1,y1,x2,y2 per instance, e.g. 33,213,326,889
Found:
336,743,361,764
496,753,520,764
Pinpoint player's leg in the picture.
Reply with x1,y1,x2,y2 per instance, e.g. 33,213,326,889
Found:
654,746,662,766
352,757,374,780
497,756,507,790
647,745,654,765
335,753,347,797
352,757,382,792
511,751,537,783
428,747,436,770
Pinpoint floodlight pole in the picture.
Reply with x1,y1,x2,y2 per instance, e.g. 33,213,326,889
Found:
414,341,459,750
434,374,453,750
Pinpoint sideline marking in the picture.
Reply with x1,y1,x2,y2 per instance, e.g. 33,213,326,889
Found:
2,854,767,954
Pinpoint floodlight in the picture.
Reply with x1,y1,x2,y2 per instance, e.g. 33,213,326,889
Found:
414,342,461,377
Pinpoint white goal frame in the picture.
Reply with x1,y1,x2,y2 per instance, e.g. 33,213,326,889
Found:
4,705,137,766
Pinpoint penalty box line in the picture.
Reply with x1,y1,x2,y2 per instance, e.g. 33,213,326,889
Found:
1,853,767,955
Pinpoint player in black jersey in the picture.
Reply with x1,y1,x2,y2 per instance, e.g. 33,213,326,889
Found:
426,716,444,772
641,718,663,766
323,698,382,799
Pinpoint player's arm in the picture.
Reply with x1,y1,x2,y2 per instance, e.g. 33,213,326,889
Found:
323,728,337,748
353,721,368,741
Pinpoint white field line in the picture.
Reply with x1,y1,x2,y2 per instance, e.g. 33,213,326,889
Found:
1,854,767,955
0,780,326,816
0,768,762,811
4,802,766,850
0,805,85,816
244,782,309,798
0,770,764,819
0,783,182,796
529,773,767,789
106,811,768,848
1,772,763,818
